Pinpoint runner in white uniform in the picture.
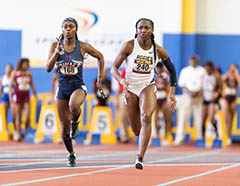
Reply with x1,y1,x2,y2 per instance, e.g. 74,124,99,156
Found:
111,18,177,170
125,39,156,96
202,61,221,138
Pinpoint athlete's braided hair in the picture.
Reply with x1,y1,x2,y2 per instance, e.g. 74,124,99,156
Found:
135,18,156,62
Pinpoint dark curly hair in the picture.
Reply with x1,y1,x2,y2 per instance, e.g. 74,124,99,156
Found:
16,58,29,71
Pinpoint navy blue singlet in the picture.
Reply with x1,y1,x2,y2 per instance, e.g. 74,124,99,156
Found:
56,40,84,89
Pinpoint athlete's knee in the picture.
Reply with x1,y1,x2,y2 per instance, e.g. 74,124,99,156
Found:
141,112,152,125
69,103,81,115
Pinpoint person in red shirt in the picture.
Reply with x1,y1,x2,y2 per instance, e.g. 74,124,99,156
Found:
9,58,37,141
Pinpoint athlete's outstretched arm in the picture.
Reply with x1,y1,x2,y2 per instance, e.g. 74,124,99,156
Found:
156,45,177,112
111,40,133,83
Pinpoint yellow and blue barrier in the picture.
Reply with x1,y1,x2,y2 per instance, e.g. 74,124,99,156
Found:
0,104,8,141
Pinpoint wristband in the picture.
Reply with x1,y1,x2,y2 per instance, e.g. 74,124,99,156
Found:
120,78,126,85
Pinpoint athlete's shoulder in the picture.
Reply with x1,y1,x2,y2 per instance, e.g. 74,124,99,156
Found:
156,44,168,60
124,39,134,48
79,40,93,51
120,40,134,56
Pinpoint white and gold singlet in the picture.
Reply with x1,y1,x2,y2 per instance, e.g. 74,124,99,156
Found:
125,39,157,96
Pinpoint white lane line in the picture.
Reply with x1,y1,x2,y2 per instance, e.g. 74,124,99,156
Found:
154,163,240,186
0,149,223,186
147,149,224,164
0,163,233,174
0,151,137,169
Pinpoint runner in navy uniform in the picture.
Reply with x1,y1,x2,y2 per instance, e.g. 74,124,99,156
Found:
46,17,105,167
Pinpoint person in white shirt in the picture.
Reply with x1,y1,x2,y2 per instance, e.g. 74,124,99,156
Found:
174,55,205,145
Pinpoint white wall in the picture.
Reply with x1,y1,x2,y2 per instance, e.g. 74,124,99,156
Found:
196,0,240,34
0,0,182,67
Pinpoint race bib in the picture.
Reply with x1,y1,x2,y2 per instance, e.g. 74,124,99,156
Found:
19,83,30,91
60,65,78,75
133,63,151,74
225,88,237,96
132,55,153,74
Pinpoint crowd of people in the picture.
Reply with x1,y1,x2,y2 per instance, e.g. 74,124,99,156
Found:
0,17,240,169
174,56,240,146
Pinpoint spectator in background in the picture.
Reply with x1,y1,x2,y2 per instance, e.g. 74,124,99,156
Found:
116,68,130,143
9,58,38,142
93,68,111,106
0,64,16,139
174,55,205,146
221,64,240,145
154,62,172,146
201,61,222,139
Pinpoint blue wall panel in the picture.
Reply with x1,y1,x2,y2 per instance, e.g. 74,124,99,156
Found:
196,34,240,73
0,30,21,75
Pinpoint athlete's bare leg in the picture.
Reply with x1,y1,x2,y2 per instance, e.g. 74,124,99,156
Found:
69,89,86,139
69,89,86,117
162,101,172,140
222,99,231,139
23,102,30,134
56,99,72,152
228,102,236,138
208,103,218,137
125,91,141,136
10,102,17,131
138,85,156,159
154,104,161,137
15,103,23,141
202,104,208,138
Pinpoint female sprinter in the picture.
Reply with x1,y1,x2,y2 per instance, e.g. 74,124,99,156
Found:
46,18,105,167
111,18,177,170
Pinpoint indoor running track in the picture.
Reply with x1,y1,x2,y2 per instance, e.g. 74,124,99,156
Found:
0,142,240,186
